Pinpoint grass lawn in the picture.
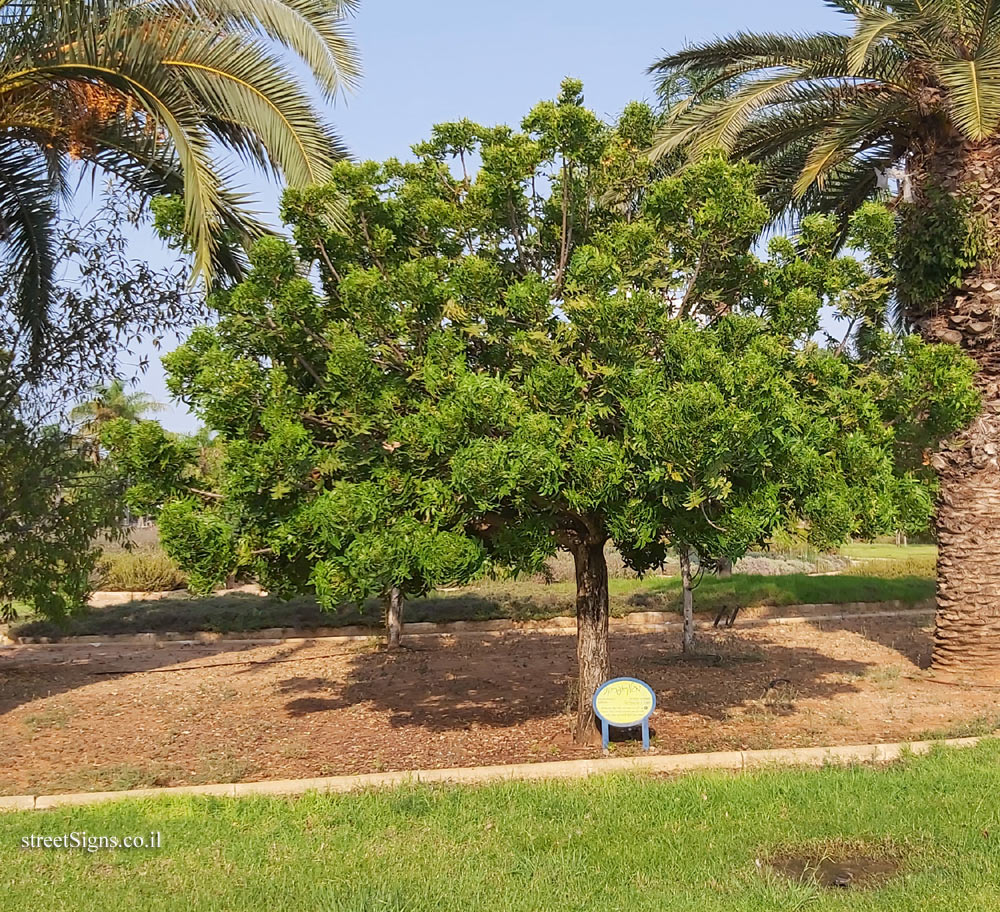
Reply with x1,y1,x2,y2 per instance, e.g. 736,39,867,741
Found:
2,742,999,910
10,572,935,639
840,543,938,561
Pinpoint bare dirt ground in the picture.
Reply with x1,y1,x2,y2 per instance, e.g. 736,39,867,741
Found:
1,613,998,796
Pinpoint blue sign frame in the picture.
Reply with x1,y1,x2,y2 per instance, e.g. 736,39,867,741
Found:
592,677,656,751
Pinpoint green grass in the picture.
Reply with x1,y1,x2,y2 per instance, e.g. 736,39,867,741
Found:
2,742,1000,910
840,543,938,561
11,572,935,640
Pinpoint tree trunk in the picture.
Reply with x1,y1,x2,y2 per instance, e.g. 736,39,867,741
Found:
386,586,404,650
571,538,610,745
716,556,733,579
930,398,1000,672
910,138,1000,674
680,546,695,654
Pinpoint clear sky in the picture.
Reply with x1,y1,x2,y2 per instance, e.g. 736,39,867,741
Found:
137,0,847,433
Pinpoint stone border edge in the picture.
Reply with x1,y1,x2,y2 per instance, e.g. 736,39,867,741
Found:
2,736,984,812
5,601,935,647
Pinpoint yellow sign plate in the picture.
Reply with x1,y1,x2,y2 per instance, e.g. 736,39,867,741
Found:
593,678,655,727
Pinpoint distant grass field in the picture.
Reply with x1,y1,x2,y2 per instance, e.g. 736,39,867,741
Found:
1,742,998,911
840,543,937,561
11,571,934,640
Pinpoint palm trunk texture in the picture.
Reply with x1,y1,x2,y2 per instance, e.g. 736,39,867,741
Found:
912,138,1000,674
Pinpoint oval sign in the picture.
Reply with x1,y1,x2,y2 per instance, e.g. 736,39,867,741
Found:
593,677,656,728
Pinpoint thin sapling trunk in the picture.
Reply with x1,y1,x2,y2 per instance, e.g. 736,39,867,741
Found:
680,546,695,654
385,586,404,649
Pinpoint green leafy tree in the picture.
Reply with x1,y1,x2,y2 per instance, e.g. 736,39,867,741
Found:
0,409,122,622
0,0,360,351
112,83,976,742
70,380,164,463
0,192,188,622
649,0,1000,672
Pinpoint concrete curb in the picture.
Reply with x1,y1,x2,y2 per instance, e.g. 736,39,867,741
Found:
4,601,935,648
1,736,983,812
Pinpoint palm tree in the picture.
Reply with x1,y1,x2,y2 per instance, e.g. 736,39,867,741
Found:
649,0,1000,675
70,379,163,461
0,0,360,350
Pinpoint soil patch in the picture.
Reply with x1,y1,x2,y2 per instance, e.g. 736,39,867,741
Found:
1,615,997,796
768,850,902,890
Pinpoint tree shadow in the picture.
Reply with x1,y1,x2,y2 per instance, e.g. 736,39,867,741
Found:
268,628,880,733
830,614,935,669
0,638,320,716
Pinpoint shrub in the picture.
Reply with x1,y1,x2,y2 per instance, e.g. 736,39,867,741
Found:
844,556,936,580
732,554,815,576
95,548,187,592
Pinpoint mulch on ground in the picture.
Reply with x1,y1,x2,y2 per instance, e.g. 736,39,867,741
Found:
0,614,995,796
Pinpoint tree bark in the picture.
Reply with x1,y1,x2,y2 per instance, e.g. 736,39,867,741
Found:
910,137,1000,674
386,586,404,650
930,395,1000,672
571,538,610,744
680,546,696,654
716,556,733,579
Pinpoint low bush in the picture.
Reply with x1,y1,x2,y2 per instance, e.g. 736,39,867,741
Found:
732,554,814,576
94,548,187,592
844,556,936,580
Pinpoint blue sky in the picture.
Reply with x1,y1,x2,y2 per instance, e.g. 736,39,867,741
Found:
137,0,847,432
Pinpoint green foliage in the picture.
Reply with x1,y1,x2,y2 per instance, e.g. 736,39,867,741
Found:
0,0,360,335
157,500,238,594
896,187,992,309
111,84,976,634
0,193,198,623
0,411,122,620
648,1,1000,242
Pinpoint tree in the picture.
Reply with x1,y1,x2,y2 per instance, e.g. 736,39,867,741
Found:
0,0,360,349
106,413,486,646
0,190,191,621
0,407,121,622
70,380,163,463
649,0,1000,673
111,83,976,742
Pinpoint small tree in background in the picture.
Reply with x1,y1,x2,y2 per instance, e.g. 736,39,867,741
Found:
114,83,977,742
70,380,164,464
0,193,193,622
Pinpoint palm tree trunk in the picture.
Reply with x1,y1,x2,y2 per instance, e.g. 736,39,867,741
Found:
912,140,1000,674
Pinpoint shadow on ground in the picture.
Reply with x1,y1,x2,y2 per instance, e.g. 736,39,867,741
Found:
264,628,875,733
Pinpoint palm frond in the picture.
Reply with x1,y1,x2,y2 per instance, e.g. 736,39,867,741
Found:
795,92,909,194
650,32,851,78
938,42,1000,138
0,0,359,311
0,138,57,354
847,4,906,73
161,0,361,99
651,72,802,161
158,30,340,185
